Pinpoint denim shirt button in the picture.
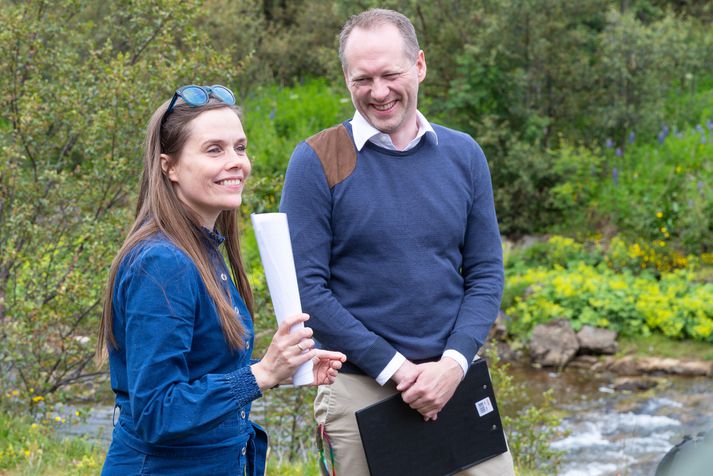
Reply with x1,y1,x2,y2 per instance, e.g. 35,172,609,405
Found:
240,410,246,419
234,306,240,316
241,446,247,456
220,273,227,281
245,341,250,350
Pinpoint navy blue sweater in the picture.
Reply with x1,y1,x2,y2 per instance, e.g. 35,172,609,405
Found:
280,121,504,379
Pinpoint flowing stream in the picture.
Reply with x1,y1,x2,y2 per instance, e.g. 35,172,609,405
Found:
62,364,713,475
508,364,713,476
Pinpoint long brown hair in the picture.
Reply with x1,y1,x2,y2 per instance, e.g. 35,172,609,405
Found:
96,97,254,363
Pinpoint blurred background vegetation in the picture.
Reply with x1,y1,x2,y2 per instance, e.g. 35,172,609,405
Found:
1,0,711,474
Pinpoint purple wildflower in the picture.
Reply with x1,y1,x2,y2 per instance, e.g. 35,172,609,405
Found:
658,125,669,145
706,119,713,131
612,167,619,186
696,124,704,133
269,108,276,121
605,138,614,149
628,131,636,143
615,147,622,157
698,181,704,193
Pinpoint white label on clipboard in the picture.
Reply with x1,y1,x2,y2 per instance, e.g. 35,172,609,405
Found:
475,397,494,417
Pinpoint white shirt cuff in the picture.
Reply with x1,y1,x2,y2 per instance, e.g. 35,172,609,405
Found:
375,352,406,385
442,349,468,379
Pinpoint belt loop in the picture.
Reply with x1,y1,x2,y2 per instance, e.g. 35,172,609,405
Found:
112,404,120,427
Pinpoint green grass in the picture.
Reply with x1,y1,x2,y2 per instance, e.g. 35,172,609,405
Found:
0,410,104,476
618,333,713,361
268,458,320,475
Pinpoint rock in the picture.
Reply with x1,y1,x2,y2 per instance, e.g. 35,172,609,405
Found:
676,360,713,376
606,356,639,375
576,325,618,355
613,377,659,392
488,311,509,342
568,355,600,369
529,319,579,367
606,356,713,377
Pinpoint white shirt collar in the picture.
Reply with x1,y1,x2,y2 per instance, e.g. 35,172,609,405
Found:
350,110,438,151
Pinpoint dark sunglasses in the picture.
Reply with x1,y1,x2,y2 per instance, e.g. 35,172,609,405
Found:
161,84,235,125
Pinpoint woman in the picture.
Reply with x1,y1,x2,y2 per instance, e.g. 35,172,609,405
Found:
96,85,346,475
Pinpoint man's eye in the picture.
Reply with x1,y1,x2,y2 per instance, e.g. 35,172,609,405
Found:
207,146,221,153
235,145,247,153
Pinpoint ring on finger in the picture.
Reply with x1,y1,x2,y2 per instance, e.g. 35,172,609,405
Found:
297,342,305,351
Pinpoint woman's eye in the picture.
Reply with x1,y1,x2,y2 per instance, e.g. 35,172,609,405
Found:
207,147,221,154
235,145,247,154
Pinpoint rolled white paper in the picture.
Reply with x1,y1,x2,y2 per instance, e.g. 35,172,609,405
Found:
250,212,313,386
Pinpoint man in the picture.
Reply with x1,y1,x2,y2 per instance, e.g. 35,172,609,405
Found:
280,8,515,475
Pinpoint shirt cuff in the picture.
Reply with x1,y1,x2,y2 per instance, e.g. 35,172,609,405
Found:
375,352,406,386
442,349,468,379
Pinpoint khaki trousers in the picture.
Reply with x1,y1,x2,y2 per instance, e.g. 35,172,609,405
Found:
314,373,516,476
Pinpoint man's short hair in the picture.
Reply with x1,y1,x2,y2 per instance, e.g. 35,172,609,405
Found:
338,8,420,71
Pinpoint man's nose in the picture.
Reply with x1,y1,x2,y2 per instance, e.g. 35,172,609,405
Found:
371,78,390,101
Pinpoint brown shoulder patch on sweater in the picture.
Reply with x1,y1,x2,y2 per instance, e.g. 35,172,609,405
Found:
305,124,357,188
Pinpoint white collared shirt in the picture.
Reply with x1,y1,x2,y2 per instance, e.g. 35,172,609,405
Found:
348,110,468,384
350,110,438,152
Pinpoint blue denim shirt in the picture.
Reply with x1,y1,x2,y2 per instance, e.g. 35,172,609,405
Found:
103,230,267,475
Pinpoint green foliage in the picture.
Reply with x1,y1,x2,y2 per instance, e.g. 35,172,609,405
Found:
619,333,713,361
504,236,713,342
485,348,563,474
552,123,713,254
0,0,239,402
0,406,103,475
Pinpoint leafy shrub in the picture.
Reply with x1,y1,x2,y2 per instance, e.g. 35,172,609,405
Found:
485,348,563,474
504,237,713,342
552,122,712,254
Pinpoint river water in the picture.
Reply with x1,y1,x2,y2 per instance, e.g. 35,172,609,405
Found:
509,365,713,476
62,365,713,475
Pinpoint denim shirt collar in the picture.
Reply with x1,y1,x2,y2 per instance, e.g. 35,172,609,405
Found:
200,227,225,249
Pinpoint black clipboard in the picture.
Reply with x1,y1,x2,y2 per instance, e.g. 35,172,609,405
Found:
355,358,507,476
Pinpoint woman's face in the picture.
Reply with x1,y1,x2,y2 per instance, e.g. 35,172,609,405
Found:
162,108,251,228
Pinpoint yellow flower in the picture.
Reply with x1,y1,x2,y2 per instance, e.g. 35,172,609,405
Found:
32,395,44,402
54,416,61,422
656,211,663,219
659,240,666,247
11,389,20,397
31,423,39,429
24,450,31,457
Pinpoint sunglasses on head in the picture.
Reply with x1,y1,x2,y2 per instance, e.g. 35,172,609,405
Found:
161,84,235,125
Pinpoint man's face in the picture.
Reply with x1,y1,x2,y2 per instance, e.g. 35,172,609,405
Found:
343,23,426,144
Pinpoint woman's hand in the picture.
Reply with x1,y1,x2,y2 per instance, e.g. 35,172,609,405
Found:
251,313,314,390
311,349,346,386
250,313,346,390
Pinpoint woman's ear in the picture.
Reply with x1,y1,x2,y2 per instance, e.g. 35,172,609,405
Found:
160,154,178,183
